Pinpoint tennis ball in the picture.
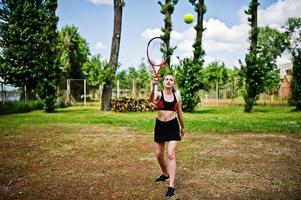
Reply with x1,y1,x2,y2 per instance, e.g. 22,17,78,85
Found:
184,13,194,24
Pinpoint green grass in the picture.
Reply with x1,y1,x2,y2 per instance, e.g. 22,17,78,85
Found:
1,105,300,134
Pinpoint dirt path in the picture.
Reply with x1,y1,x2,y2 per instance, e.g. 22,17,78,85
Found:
0,125,300,199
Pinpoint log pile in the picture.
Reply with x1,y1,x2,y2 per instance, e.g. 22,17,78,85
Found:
111,97,156,112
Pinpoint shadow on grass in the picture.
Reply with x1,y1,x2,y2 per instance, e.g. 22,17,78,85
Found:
192,109,217,114
53,107,95,114
251,108,269,113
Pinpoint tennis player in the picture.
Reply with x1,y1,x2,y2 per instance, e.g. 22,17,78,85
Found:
149,74,186,198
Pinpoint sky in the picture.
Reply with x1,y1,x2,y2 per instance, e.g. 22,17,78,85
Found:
57,0,301,70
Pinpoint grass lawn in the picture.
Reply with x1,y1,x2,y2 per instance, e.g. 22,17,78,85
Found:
0,105,300,199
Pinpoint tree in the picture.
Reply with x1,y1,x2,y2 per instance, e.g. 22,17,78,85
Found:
227,67,242,100
0,0,46,99
284,17,301,111
158,0,178,69
241,24,287,111
0,0,61,112
176,0,206,112
176,58,204,112
82,55,103,88
136,62,150,92
264,68,281,97
116,70,130,89
189,0,206,64
203,61,228,98
101,0,124,111
127,66,138,94
257,27,287,97
36,0,61,112
290,49,301,111
241,0,259,112
58,25,90,80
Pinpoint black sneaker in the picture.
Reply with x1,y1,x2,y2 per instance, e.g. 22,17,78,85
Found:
155,174,169,183
166,187,175,198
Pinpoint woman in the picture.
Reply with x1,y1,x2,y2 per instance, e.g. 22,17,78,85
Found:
149,74,185,198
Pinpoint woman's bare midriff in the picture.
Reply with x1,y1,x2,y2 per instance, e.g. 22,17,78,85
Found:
157,110,177,122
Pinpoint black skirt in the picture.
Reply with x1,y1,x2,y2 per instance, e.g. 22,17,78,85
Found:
154,118,181,142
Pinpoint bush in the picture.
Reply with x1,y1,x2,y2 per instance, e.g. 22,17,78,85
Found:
111,97,155,112
1,100,44,115
176,57,204,112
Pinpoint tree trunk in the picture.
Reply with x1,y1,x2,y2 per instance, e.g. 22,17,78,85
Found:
244,0,259,113
193,0,206,63
250,0,258,52
101,0,123,111
165,6,171,69
159,0,178,70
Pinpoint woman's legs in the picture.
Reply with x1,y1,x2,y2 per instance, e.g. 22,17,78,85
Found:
167,141,178,188
155,142,168,176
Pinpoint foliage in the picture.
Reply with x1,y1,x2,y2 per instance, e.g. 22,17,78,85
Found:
58,25,90,79
136,62,150,90
203,61,228,91
226,67,243,99
36,0,61,112
0,0,61,112
290,49,301,110
242,0,259,113
82,55,106,88
0,0,45,90
257,27,288,64
264,68,281,95
127,67,139,87
256,27,287,95
176,57,204,112
115,62,151,92
116,70,129,89
1,100,43,115
241,26,287,111
284,17,301,111
285,17,301,51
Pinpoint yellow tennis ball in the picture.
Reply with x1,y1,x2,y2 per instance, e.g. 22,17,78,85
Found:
184,13,194,24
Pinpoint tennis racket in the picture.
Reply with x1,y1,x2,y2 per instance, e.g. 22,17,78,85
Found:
146,36,168,92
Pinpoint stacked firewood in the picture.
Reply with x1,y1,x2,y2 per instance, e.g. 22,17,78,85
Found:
111,97,156,112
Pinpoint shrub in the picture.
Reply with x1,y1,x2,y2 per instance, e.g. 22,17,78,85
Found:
1,100,43,115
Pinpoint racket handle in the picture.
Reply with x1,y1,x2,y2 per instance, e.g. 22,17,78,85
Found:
154,84,158,93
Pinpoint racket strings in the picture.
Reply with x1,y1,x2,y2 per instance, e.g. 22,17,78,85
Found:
147,38,167,66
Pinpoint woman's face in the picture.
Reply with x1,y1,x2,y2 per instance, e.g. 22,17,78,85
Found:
163,75,175,89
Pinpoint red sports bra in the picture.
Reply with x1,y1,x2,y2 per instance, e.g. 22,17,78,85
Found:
156,91,177,111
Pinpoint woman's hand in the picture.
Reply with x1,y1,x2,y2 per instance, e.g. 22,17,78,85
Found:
153,77,158,86
180,128,185,138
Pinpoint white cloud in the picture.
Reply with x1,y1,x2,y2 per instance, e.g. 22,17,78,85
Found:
94,41,106,50
277,51,292,65
172,18,250,67
141,28,183,41
239,0,301,29
89,0,113,6
171,31,183,41
258,0,301,28
141,28,163,40
141,0,300,67
204,19,249,43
